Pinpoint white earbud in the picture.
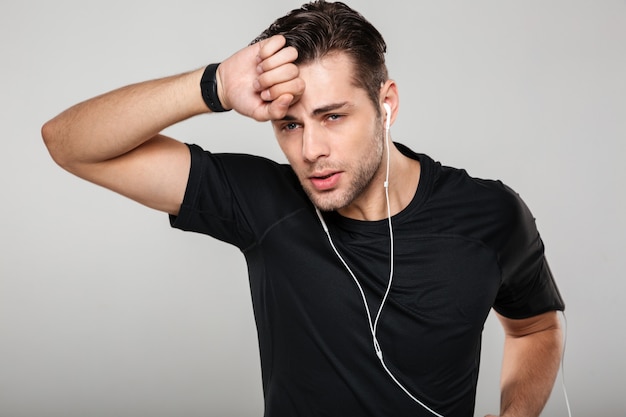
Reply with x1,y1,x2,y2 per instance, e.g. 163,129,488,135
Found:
383,103,391,130
382,102,392,190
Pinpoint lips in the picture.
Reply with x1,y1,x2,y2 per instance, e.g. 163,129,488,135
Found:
309,171,342,191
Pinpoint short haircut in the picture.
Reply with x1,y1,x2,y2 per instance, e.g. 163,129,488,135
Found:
252,0,389,111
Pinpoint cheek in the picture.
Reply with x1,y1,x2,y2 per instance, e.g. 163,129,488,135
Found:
346,127,380,159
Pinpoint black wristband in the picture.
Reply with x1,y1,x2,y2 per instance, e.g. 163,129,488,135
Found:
200,63,230,112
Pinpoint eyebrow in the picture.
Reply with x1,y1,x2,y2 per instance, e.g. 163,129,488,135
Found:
280,101,350,121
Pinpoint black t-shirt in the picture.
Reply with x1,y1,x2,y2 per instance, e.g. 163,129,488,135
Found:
170,142,564,417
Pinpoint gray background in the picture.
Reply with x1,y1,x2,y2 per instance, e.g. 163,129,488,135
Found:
1,0,624,416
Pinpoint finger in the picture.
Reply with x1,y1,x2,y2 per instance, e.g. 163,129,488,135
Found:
257,34,287,61
257,46,298,73
260,77,305,103
256,63,300,93
268,94,295,119
250,93,292,122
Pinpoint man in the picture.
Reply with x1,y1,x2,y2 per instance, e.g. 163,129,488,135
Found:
42,1,565,416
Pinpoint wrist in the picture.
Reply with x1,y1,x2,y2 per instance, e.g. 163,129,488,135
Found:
200,63,231,112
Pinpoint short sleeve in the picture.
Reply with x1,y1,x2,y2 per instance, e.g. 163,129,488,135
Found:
492,186,565,318
169,144,256,248
169,143,309,251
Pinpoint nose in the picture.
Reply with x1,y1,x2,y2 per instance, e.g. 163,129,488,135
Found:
302,124,330,163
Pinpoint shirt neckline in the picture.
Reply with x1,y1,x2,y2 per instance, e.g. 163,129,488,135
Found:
324,143,434,232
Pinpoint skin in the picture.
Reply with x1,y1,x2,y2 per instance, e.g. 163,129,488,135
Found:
271,52,417,219
489,311,563,417
41,36,303,216
42,34,562,417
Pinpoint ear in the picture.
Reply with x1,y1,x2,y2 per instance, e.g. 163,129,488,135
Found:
379,79,399,126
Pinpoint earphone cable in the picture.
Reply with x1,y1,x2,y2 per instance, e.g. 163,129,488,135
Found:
313,108,444,417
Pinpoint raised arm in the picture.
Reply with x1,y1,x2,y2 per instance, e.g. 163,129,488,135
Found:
42,35,303,215
486,311,563,417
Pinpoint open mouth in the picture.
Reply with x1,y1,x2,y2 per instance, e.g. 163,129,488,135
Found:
310,172,341,191
314,173,334,179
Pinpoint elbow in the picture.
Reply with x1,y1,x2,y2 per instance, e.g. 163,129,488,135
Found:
41,118,59,160
41,117,71,169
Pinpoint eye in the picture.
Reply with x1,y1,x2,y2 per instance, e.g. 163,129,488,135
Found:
327,114,342,121
280,122,301,132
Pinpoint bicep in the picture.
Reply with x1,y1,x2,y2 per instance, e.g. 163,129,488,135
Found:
496,310,561,338
67,134,190,215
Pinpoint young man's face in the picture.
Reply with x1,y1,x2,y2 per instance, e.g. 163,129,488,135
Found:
272,52,385,214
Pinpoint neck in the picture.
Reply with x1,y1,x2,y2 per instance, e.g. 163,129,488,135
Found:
337,143,420,221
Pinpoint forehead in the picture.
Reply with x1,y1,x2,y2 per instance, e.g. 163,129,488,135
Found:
299,52,356,89
291,53,369,114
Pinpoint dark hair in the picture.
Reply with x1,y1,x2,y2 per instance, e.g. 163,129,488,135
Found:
252,0,388,110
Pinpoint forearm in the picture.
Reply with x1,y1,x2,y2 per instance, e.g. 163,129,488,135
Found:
42,35,302,172
497,313,563,417
42,68,208,169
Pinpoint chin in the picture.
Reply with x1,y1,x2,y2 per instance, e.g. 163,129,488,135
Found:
307,190,351,213
308,196,337,212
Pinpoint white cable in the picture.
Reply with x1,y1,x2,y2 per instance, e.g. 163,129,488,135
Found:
374,108,394,340
315,208,377,339
315,208,443,417
378,355,445,417
315,113,568,417
561,311,573,417
312,114,444,417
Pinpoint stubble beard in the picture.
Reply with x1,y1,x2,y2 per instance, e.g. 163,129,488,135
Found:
304,128,385,212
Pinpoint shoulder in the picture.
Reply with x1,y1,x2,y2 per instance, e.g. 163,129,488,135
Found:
174,144,310,247
396,143,515,206
188,143,290,174
186,143,300,192
186,142,310,212
395,143,527,227
429,158,523,220
417,152,537,247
